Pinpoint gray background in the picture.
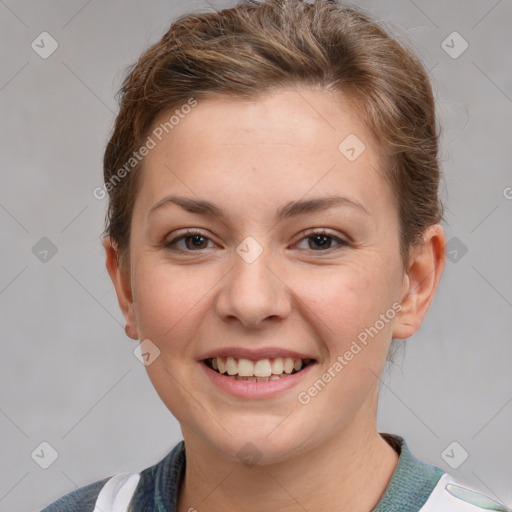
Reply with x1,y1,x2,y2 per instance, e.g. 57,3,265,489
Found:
1,0,511,510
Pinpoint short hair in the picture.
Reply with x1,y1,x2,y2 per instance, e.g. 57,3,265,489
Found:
103,0,444,274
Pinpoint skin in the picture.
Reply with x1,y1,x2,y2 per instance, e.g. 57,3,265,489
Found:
104,87,446,512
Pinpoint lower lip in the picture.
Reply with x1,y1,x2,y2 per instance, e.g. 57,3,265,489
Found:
200,361,316,399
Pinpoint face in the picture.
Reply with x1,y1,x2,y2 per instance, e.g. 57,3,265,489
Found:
107,87,439,464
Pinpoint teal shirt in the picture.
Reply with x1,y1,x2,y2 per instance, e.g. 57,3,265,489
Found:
374,434,443,510
40,433,445,511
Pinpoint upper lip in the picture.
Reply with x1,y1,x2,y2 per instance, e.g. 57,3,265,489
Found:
198,347,317,361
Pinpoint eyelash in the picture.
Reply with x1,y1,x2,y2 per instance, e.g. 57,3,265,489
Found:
164,228,349,254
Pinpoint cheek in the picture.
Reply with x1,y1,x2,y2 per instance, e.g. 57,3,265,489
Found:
132,264,210,416
293,266,397,423
292,261,397,348
131,262,209,352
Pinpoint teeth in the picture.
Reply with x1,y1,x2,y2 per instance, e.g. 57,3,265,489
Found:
254,359,272,377
271,357,284,374
236,375,257,381
237,358,254,377
283,357,294,374
226,356,237,375
209,356,312,378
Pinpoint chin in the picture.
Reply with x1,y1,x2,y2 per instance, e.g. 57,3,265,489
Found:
198,415,318,466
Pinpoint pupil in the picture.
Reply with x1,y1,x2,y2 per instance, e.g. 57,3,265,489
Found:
188,235,206,249
311,234,329,250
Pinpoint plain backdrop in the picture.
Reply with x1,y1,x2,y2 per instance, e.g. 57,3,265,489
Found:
1,0,511,510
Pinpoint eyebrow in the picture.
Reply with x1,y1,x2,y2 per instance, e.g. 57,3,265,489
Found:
148,194,371,221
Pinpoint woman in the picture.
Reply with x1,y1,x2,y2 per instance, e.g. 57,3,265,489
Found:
41,0,510,510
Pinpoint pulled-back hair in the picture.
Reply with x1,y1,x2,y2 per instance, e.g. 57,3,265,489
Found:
103,0,444,273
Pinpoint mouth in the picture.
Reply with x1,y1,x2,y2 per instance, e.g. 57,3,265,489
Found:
203,356,316,381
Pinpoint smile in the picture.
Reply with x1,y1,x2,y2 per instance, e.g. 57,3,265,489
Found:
200,354,317,399
205,356,315,381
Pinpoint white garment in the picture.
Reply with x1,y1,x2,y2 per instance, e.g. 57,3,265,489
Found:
93,472,140,512
419,473,511,512
94,471,511,512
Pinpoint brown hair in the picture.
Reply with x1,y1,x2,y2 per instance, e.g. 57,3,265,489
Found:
103,0,444,274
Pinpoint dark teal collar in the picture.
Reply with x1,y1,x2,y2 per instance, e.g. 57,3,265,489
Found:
373,433,444,511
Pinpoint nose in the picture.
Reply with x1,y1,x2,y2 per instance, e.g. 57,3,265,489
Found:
214,247,292,329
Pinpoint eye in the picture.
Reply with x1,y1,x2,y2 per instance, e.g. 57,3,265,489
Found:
164,229,216,252
295,229,348,252
164,228,348,254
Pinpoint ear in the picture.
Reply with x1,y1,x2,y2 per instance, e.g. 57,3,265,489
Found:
392,224,446,340
103,237,139,340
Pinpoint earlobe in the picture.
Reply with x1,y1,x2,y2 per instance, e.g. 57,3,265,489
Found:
392,225,446,340
103,237,139,340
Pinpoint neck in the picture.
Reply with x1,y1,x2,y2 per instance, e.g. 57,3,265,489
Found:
177,418,399,512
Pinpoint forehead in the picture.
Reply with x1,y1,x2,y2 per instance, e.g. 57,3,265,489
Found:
134,87,394,223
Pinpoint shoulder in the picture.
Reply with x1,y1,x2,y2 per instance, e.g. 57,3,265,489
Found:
39,473,142,512
39,477,110,512
375,434,511,512
420,472,512,512
38,441,186,512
